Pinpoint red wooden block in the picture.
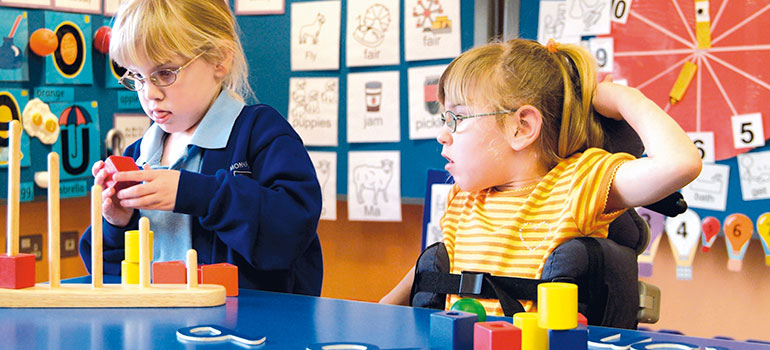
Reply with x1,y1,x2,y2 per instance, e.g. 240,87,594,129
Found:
0,253,36,289
474,321,522,350
577,313,587,327
200,263,238,297
152,260,186,284
104,155,140,190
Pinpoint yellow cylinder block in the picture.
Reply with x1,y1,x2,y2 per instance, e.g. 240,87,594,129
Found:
125,229,154,263
121,260,139,284
537,282,578,330
514,312,548,350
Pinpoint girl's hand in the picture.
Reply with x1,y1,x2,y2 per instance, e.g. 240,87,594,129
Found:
592,75,629,121
113,165,180,211
92,160,134,227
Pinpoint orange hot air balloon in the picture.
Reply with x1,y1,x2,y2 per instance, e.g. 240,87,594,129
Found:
29,28,58,56
723,213,753,272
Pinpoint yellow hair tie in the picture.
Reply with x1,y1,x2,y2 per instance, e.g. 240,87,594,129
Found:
546,38,559,53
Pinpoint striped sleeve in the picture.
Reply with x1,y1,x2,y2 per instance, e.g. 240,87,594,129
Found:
569,148,635,235
441,184,462,269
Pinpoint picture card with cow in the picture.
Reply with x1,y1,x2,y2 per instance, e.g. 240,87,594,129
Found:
44,11,93,85
291,0,341,71
347,71,400,143
407,64,447,140
348,151,402,222
50,101,101,183
0,9,29,82
404,0,461,62
288,77,339,146
308,151,337,221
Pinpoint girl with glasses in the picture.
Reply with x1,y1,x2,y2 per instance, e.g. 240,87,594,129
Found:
79,0,323,296
381,39,702,315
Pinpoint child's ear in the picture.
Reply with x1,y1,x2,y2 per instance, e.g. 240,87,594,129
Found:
508,105,543,151
214,49,234,80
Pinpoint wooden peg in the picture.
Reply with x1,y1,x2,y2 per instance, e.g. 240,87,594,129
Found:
91,184,103,288
139,217,150,288
6,120,20,256
187,249,198,289
48,153,60,288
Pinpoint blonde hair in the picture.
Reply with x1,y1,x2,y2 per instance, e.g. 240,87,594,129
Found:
109,0,253,101
438,39,603,169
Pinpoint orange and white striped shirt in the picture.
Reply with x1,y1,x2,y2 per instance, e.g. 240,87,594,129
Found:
441,148,634,316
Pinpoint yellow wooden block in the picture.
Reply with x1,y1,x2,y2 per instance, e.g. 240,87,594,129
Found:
121,260,139,284
695,0,711,49
514,312,548,350
124,229,153,263
669,61,698,105
537,282,578,330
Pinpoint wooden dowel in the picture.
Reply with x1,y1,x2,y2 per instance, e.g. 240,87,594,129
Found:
91,184,103,288
6,120,20,256
139,217,150,288
186,249,198,289
48,153,60,288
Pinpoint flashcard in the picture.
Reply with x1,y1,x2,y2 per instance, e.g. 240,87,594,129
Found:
635,207,665,278
430,183,452,223
103,0,130,16
235,0,285,15
731,113,765,149
538,0,581,44
680,163,730,211
408,64,446,140
737,150,770,201
588,37,613,73
610,0,632,24
44,11,93,85
0,0,51,9
348,151,401,222
0,88,31,168
404,0,461,62
291,1,341,71
308,151,337,221
54,0,101,14
665,209,701,280
289,77,339,146
113,113,150,151
563,0,611,36
0,9,29,82
346,0,400,67
688,131,715,164
347,71,400,143
50,101,100,182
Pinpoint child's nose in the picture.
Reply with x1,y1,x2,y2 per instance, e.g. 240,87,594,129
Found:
142,82,164,100
436,127,452,145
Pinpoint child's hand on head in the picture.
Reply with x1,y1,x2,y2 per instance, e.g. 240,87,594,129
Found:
92,160,134,227
593,74,638,121
113,164,180,212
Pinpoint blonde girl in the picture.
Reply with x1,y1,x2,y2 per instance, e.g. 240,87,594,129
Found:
80,0,324,295
381,39,701,315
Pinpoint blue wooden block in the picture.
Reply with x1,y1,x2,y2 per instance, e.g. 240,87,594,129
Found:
548,323,587,350
430,310,477,350
588,327,651,348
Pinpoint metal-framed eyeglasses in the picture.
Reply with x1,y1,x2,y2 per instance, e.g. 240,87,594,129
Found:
118,51,206,91
439,110,515,133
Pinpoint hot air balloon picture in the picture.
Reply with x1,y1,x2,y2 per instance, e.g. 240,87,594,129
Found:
45,11,93,85
0,9,28,82
50,101,100,181
0,88,31,169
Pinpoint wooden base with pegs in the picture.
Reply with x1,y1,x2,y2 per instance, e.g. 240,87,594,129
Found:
0,121,225,308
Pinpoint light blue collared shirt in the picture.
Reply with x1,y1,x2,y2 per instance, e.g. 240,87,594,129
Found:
137,90,245,262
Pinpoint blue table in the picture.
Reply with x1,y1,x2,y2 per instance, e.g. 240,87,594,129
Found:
1,276,768,349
